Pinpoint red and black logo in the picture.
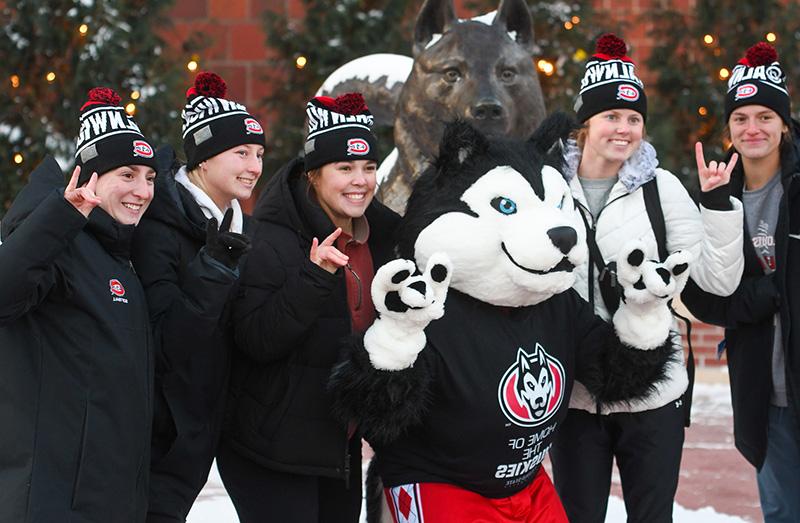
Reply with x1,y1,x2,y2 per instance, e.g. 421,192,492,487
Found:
109,278,126,297
616,84,640,102
735,83,758,101
132,140,154,159
346,138,370,156
244,117,264,135
498,345,565,427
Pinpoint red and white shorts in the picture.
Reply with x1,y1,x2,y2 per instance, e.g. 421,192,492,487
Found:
384,467,568,523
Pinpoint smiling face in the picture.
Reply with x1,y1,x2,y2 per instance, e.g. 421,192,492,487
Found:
414,164,588,307
728,105,787,162
197,143,264,209
583,109,644,167
94,164,155,225
310,160,377,230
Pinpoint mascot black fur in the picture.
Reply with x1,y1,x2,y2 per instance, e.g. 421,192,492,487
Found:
330,113,692,521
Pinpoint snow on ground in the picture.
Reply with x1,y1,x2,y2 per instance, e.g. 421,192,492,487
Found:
188,381,746,522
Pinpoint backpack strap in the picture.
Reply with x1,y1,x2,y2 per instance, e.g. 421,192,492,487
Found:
643,177,695,426
576,201,621,314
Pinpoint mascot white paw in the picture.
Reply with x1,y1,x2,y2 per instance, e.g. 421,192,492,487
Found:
365,253,453,370
613,240,692,350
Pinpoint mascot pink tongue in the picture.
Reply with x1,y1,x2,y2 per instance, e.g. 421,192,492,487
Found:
330,113,692,522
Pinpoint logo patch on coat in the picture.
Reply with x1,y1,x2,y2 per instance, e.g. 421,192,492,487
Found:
346,138,369,155
109,278,129,303
132,140,154,159
244,117,264,135
498,345,564,427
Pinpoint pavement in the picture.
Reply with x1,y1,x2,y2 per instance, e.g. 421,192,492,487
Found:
188,367,763,522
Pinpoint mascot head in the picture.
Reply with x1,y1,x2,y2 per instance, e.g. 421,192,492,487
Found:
397,113,587,307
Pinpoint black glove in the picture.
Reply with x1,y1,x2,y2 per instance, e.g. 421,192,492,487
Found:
204,208,251,270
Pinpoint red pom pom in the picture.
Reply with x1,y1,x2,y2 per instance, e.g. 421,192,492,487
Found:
333,93,368,115
595,33,627,58
193,71,227,98
745,42,778,67
87,87,121,106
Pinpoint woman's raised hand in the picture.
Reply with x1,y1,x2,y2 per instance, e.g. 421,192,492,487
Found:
695,142,738,192
64,165,101,217
310,227,349,274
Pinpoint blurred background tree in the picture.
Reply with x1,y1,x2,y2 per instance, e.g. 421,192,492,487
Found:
645,0,800,188
0,0,192,213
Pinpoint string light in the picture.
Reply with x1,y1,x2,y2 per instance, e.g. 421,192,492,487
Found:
131,90,140,100
719,67,730,80
703,34,714,45
13,153,23,165
46,72,56,83
10,75,20,88
187,60,198,72
571,16,581,24
125,103,136,115
295,55,307,69
698,106,708,116
564,21,573,30
766,32,777,42
537,59,555,76
573,48,587,62
78,24,88,36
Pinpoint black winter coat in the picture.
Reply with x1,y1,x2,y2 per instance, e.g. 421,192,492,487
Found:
0,157,152,523
682,124,800,469
131,151,248,521
223,157,400,480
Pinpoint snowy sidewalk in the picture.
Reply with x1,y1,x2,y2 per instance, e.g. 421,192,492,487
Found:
188,369,760,522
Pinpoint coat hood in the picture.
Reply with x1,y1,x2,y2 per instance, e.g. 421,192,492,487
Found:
2,156,65,240
561,138,659,193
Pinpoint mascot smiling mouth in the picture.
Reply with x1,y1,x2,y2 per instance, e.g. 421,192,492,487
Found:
501,243,576,274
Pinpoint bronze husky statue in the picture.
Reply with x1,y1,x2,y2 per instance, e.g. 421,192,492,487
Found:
320,0,548,213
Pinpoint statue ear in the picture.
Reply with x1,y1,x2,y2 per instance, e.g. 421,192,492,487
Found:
494,0,535,54
414,0,457,57
435,120,489,172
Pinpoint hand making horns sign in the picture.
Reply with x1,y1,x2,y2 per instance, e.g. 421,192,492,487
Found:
64,165,102,218
695,142,739,193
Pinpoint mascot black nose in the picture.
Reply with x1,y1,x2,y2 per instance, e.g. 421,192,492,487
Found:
547,226,577,255
470,99,504,120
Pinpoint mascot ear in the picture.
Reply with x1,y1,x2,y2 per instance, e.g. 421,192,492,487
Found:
414,0,457,56
436,120,490,171
494,0,535,53
528,111,577,156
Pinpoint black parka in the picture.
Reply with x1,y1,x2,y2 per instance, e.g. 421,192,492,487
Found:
223,157,399,480
131,149,247,522
682,123,800,469
0,157,152,523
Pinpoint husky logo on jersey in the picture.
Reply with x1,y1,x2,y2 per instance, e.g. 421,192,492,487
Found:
346,138,369,155
132,140,154,159
109,278,129,303
498,345,564,427
735,83,758,101
616,84,640,102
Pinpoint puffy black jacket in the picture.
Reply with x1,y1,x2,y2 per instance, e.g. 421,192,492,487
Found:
131,149,248,522
682,124,800,469
223,157,399,480
0,157,152,523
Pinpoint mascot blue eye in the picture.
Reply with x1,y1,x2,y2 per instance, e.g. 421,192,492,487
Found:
491,196,517,215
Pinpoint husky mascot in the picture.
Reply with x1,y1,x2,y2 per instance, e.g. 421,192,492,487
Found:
330,114,692,522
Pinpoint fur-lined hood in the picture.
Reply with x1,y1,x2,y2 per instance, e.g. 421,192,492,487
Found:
561,138,660,193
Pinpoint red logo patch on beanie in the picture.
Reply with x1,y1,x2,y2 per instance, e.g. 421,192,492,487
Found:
735,83,758,101
109,279,126,297
616,84,640,102
346,138,369,155
244,118,263,135
132,140,154,158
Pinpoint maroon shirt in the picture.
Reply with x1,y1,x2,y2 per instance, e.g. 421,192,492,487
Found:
336,215,376,334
